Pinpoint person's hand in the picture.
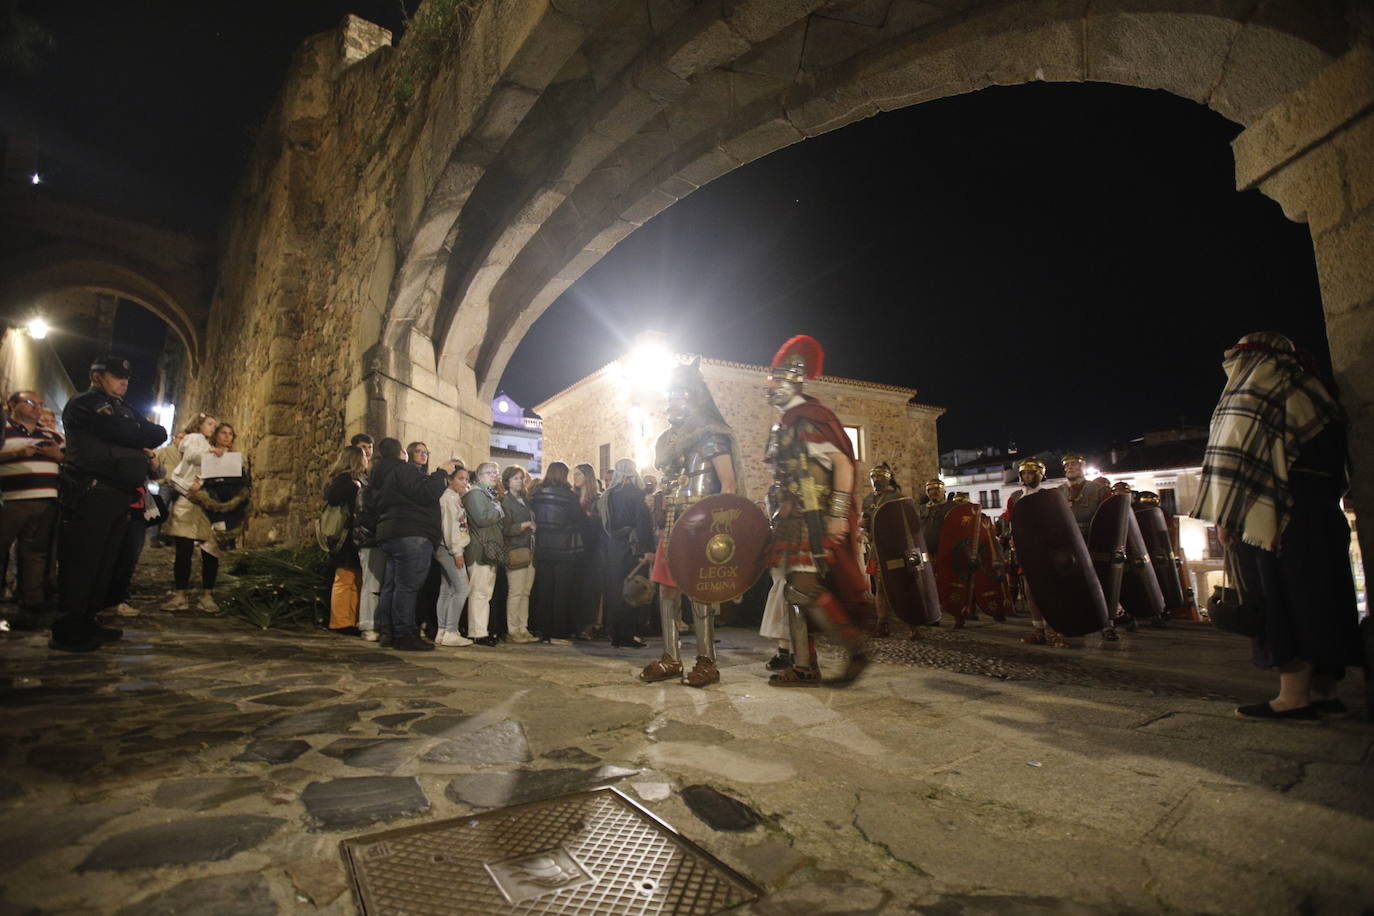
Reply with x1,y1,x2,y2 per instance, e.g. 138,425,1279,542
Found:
453,553,465,569
212,446,226,457
643,553,655,563
1217,526,1233,547
142,448,157,458
189,481,203,493
825,516,848,541
35,442,61,458
521,520,534,531
440,459,460,474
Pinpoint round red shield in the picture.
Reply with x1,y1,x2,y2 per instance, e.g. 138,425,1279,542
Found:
665,494,770,603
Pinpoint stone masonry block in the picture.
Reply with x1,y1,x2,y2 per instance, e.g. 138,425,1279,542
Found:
720,113,805,166
1313,211,1374,318
725,0,827,44
1233,46,1374,191
1336,113,1374,217
255,477,294,515
1258,141,1346,235
1324,305,1374,412
732,21,806,80
264,404,297,438
673,145,742,189
255,435,297,475
268,336,297,364
1085,4,1242,105
662,16,753,80
785,83,878,137
587,85,668,144
1208,20,1332,127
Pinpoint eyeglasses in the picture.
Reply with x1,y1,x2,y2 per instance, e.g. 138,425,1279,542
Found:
17,399,40,407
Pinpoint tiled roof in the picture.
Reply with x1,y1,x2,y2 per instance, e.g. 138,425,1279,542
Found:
1104,439,1206,473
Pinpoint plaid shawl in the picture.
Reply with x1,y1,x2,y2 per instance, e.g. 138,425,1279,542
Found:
1191,332,1343,550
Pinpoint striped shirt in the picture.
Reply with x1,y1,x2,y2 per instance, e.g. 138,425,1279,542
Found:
0,423,63,500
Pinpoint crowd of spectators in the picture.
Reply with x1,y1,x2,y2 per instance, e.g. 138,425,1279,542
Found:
318,435,658,652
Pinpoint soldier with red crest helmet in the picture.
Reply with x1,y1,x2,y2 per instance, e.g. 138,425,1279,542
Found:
762,335,873,687
639,358,743,689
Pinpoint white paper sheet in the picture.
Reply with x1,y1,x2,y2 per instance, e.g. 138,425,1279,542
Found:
201,451,243,479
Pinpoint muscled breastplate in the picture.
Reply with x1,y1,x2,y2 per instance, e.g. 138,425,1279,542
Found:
678,441,723,499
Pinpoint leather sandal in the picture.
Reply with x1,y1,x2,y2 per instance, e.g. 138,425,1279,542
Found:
639,653,683,682
1049,632,1070,648
767,666,822,687
684,656,719,688
1021,629,1048,645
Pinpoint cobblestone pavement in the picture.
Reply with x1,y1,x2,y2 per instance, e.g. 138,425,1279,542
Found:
1,551,1372,914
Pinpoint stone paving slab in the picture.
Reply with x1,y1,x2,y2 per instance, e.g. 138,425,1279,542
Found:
0,573,1371,914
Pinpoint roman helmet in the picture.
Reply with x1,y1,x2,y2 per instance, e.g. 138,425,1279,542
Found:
924,477,946,502
1111,481,1132,496
1018,457,1046,488
1136,490,1161,508
869,462,893,490
767,334,823,408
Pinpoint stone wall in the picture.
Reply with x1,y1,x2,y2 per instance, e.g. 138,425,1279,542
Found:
185,11,554,544
1232,43,1374,588
537,355,943,500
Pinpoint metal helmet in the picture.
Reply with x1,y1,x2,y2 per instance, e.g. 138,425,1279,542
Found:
1018,458,1046,474
1111,481,1132,495
1136,490,1161,507
767,335,823,407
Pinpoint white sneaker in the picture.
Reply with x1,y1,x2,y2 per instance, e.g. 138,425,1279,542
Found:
161,590,189,611
439,631,473,647
361,630,379,642
198,590,220,614
114,603,140,617
510,628,537,644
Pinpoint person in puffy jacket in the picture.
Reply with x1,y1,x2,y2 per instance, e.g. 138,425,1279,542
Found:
371,437,458,651
501,465,537,644
530,462,583,643
434,464,474,647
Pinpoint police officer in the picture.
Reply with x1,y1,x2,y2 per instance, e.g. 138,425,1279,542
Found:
51,356,167,651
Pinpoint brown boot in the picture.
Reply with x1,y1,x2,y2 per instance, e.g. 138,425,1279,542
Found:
1021,628,1048,645
684,656,719,688
640,653,683,682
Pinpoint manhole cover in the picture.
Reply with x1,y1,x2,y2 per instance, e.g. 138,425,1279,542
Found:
340,786,763,914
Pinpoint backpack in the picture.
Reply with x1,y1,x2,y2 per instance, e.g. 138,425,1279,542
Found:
315,502,349,552
351,482,378,549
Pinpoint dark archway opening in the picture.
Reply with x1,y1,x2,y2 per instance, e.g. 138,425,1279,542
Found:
499,80,1329,455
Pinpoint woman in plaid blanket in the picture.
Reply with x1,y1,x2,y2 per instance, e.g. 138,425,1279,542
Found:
1192,332,1360,722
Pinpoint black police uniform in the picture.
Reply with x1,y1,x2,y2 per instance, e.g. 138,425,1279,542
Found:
54,360,166,648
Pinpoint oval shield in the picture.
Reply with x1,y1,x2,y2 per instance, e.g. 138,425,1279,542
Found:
666,494,771,603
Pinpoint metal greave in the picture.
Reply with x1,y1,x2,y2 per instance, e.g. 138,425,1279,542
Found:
691,602,717,661
658,595,681,662
787,604,815,669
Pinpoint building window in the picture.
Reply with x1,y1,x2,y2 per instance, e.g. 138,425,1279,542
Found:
1205,526,1223,559
1159,488,1178,516
979,490,988,505
843,425,862,461
989,490,1001,508
599,443,610,476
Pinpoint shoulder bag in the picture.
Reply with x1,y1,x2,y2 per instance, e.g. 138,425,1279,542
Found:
1207,547,1265,638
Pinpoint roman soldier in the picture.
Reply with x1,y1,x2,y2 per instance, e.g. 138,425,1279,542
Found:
762,335,873,687
919,477,952,554
1002,457,1070,648
1060,452,1120,641
861,462,903,634
639,359,742,688
1061,452,1111,536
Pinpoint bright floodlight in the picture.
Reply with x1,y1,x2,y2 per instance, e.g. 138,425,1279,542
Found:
26,318,48,339
30,173,41,185
623,332,671,395
1179,523,1206,562
1085,465,1100,480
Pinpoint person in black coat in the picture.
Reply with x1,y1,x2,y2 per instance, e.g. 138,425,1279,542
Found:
323,444,368,631
370,437,458,651
600,458,656,649
529,461,584,642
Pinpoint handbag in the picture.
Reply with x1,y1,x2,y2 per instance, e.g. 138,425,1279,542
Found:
1207,547,1265,638
505,546,532,570
622,558,655,608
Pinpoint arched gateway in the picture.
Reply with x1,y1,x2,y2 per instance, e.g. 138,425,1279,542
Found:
189,2,1374,553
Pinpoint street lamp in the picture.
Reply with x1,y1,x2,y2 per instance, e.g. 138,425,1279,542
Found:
26,317,49,340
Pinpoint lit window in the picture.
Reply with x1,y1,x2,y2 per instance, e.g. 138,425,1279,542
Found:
843,425,862,460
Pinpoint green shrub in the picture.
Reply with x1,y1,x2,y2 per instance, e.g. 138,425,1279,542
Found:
220,547,332,630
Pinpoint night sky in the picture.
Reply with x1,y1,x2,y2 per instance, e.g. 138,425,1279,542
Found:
2,3,1330,453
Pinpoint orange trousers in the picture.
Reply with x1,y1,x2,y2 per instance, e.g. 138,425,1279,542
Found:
330,566,361,629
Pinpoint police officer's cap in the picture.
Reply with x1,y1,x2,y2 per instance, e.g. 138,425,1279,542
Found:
91,355,131,378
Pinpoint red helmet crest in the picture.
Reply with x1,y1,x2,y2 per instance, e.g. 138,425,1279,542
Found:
769,334,824,381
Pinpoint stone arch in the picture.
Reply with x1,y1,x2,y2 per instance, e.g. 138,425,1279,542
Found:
0,245,203,369
378,0,1348,401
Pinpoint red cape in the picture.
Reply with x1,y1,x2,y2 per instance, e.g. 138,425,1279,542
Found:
777,398,873,616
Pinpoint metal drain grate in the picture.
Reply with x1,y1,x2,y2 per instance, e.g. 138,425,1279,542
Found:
339,786,763,914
